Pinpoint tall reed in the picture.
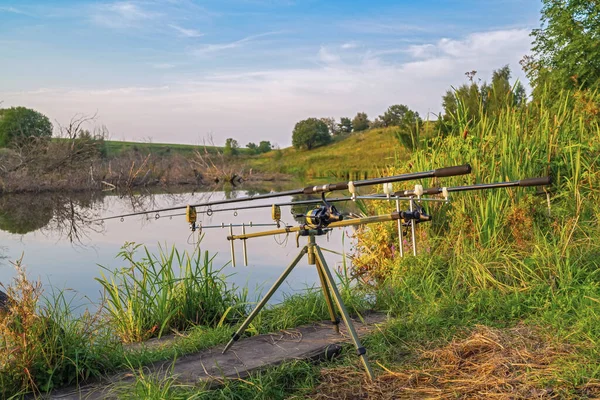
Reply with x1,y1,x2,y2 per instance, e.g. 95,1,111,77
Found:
96,243,247,343
354,89,600,292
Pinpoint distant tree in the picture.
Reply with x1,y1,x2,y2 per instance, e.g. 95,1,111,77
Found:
338,117,352,133
292,118,331,150
527,0,600,93
320,117,340,136
395,108,422,150
352,112,370,132
381,104,413,127
224,138,239,156
369,117,385,129
246,142,258,154
0,107,52,148
257,140,272,153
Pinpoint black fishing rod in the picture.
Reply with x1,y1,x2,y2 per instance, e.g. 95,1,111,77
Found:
392,176,552,197
97,164,472,222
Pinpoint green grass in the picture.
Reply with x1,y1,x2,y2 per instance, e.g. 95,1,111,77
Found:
246,127,408,179
96,243,248,343
103,140,228,158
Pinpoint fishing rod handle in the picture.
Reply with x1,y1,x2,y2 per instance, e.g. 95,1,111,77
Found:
519,176,552,187
433,164,472,178
301,164,472,195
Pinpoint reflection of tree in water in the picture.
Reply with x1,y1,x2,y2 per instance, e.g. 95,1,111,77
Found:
0,192,104,243
0,195,55,234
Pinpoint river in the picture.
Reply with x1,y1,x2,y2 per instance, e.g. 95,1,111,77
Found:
0,185,359,309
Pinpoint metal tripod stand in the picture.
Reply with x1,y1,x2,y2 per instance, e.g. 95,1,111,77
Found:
222,231,375,380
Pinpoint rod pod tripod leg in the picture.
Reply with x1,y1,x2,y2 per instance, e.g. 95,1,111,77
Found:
222,247,308,353
313,245,340,334
313,243,375,381
222,233,375,381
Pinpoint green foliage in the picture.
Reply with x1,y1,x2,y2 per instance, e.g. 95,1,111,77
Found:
378,104,422,149
0,107,52,148
369,117,385,129
438,66,526,134
257,140,272,153
380,104,414,127
246,142,258,153
223,138,239,156
338,117,352,133
96,243,247,343
528,0,600,92
356,89,600,289
0,261,119,397
352,112,370,132
248,127,404,178
320,117,340,136
292,118,331,150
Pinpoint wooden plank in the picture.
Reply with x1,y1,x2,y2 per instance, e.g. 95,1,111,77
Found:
50,313,386,400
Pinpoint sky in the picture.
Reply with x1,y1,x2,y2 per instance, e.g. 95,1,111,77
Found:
0,0,542,147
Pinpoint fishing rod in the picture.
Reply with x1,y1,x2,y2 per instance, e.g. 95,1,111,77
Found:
392,176,552,197
227,175,553,260
96,164,472,222
220,173,552,379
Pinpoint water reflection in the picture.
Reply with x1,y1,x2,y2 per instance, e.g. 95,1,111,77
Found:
0,182,358,307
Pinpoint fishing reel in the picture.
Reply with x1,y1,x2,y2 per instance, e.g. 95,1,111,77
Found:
403,203,430,226
297,193,344,230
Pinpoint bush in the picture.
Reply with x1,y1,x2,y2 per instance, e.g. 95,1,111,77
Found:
0,107,52,148
292,118,331,150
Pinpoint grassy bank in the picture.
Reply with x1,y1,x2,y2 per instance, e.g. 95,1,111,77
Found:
101,90,599,398
2,88,598,398
0,137,273,194
246,127,407,179
0,244,370,398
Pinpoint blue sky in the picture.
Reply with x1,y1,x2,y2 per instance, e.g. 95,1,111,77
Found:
0,0,542,145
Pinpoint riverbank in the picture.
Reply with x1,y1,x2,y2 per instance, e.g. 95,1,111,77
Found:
0,137,291,195
2,239,599,399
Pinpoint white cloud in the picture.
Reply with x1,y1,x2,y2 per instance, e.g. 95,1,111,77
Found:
192,31,282,55
90,1,160,29
3,28,532,146
169,24,203,38
318,46,340,64
341,41,358,49
0,6,28,15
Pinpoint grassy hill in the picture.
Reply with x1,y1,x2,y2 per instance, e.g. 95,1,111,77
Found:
247,127,408,180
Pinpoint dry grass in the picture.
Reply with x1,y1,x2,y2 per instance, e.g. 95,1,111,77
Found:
310,325,599,399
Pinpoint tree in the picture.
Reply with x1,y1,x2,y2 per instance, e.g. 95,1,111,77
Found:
320,117,340,136
223,138,239,156
369,117,385,129
438,66,526,133
394,108,422,150
0,107,52,148
292,118,331,150
381,104,412,127
257,140,272,153
338,117,352,133
528,0,600,92
352,112,370,132
246,142,258,154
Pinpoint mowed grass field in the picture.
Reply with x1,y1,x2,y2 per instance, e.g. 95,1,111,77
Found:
103,140,229,157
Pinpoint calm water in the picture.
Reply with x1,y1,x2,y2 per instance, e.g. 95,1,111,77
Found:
0,186,358,307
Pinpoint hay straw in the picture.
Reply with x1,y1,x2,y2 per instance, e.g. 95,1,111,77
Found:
310,324,599,399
